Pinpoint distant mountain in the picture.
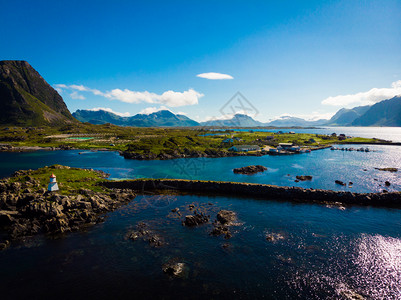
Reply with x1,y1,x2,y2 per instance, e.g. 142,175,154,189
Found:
325,105,371,126
200,114,264,127
0,60,76,126
265,116,327,127
72,109,128,126
73,109,200,127
352,96,401,126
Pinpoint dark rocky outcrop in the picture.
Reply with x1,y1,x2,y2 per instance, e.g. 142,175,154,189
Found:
335,180,346,186
182,212,209,227
0,171,136,243
216,210,237,224
0,60,76,126
296,175,313,181
210,210,237,239
233,165,267,175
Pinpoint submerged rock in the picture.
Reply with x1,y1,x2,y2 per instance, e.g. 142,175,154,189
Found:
233,165,267,175
127,222,164,247
265,232,285,242
162,259,185,277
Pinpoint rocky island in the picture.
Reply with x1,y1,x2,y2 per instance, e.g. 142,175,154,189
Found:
0,165,135,249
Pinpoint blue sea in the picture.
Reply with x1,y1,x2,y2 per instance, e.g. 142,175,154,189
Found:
0,127,401,299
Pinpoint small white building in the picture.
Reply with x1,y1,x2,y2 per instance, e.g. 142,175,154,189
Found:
48,173,59,192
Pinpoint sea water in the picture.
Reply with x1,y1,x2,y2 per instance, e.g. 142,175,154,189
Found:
0,194,400,299
0,143,400,193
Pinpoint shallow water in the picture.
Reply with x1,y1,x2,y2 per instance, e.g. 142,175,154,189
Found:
1,194,400,299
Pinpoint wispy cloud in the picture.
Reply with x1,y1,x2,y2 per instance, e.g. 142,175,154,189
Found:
88,107,131,117
54,84,203,107
196,72,234,80
322,80,401,107
70,91,85,100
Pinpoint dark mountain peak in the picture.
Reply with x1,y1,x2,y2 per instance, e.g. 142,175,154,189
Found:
0,60,75,126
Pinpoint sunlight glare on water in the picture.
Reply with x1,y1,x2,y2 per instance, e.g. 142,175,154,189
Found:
352,234,401,299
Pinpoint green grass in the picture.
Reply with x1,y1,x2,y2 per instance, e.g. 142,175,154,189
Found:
8,165,109,194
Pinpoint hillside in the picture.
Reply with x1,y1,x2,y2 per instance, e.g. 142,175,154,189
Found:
325,105,371,126
352,96,401,126
73,109,200,127
0,60,76,126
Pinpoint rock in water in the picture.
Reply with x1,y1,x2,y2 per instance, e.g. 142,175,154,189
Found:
216,210,237,224
183,212,209,227
375,167,398,172
335,180,346,186
296,175,313,181
233,165,267,175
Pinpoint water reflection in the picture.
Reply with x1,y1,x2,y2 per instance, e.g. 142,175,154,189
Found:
352,234,401,299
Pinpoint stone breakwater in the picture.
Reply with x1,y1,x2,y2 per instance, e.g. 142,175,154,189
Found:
103,179,401,208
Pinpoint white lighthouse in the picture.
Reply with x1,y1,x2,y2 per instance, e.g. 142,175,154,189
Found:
48,173,59,192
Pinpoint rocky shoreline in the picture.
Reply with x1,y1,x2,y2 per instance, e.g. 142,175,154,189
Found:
0,166,135,249
103,179,401,208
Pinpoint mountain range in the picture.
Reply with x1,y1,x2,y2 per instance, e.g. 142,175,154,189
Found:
1,60,400,128
73,109,199,127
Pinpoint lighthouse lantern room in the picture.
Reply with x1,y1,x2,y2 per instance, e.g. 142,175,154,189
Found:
48,173,59,192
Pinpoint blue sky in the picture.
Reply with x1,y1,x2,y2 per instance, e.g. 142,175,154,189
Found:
1,0,400,122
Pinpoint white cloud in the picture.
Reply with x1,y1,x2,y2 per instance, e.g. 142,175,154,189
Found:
104,88,203,107
70,91,85,100
322,80,401,107
104,89,155,104
89,107,131,117
54,84,203,107
69,84,88,91
196,72,234,80
138,106,171,114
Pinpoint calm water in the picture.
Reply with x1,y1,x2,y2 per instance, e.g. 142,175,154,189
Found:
1,144,400,193
1,127,401,299
1,194,401,299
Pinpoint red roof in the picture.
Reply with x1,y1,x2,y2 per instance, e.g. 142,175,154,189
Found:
50,173,56,178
